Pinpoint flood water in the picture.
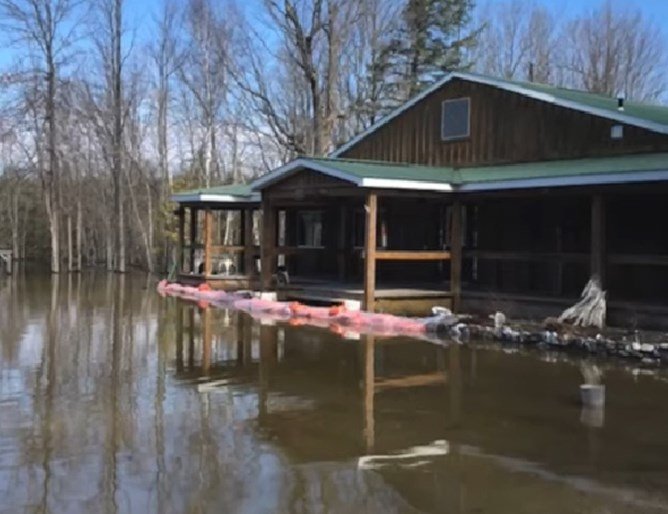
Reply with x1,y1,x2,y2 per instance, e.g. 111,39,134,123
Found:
1,273,668,513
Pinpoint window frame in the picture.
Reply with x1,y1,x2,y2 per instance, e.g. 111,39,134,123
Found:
440,97,471,141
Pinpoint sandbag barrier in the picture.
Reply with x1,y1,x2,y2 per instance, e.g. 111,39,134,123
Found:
157,281,668,365
157,280,464,341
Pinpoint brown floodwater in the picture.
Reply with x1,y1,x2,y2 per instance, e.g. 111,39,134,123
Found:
1,272,668,513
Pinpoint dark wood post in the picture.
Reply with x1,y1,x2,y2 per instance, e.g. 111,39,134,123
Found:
243,208,254,276
450,200,463,313
261,198,277,290
177,206,185,273
363,192,378,312
590,194,606,286
189,207,198,273
203,208,213,276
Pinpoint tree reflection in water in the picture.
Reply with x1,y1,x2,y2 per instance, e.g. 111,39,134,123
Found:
1,273,668,513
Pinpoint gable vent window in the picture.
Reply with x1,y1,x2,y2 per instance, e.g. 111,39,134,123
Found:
441,97,470,141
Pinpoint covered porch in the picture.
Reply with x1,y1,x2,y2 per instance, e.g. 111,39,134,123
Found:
172,185,261,290
253,158,464,314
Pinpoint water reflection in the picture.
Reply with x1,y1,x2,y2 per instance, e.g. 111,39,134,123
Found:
1,274,668,513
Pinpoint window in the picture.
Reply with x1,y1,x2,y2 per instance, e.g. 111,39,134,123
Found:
441,97,470,141
297,210,323,248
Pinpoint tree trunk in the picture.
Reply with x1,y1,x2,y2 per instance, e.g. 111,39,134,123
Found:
76,179,83,272
67,215,73,272
10,186,20,262
46,6,60,274
113,0,126,273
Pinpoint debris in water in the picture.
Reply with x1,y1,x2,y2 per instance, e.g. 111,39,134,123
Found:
559,277,606,329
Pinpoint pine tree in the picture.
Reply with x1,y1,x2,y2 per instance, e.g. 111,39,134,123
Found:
378,0,479,104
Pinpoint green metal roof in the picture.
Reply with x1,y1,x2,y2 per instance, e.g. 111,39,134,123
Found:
305,153,668,184
252,153,668,191
181,152,668,199
453,152,668,185
306,157,456,182
462,72,668,126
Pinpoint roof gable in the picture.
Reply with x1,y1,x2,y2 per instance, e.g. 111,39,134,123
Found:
331,72,668,158
251,157,455,192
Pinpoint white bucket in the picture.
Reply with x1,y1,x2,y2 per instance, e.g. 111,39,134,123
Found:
580,384,605,407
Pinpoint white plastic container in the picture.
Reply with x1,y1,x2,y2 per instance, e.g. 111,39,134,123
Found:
580,384,605,407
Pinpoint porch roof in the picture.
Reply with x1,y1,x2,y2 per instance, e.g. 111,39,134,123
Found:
171,183,261,204
251,152,668,193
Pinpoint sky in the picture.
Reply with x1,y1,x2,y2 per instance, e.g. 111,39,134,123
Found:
2,0,668,75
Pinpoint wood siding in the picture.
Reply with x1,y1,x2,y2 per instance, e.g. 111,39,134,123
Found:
264,169,354,200
340,79,668,166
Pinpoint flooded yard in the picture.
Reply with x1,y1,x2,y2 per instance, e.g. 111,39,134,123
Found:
1,273,668,513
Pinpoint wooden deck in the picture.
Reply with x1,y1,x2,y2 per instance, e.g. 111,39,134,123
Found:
177,272,257,291
278,279,452,315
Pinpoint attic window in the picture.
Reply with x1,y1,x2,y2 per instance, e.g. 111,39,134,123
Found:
441,97,470,141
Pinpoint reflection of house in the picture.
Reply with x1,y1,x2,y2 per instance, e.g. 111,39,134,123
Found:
172,307,668,512
173,72,668,327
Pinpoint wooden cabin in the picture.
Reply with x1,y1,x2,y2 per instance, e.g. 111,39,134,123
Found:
174,72,668,328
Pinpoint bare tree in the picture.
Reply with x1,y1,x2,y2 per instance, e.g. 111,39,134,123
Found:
473,0,557,83
150,0,180,193
0,0,81,272
89,0,127,272
177,0,230,187
234,0,359,157
561,1,666,101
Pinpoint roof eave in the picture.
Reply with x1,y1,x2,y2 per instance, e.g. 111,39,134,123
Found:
171,193,261,204
459,168,668,191
360,178,453,191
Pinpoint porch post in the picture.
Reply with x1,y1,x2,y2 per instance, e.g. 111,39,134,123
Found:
203,208,213,276
363,192,378,312
590,194,606,286
261,198,277,289
189,207,198,273
243,208,254,276
450,200,463,313
177,206,185,273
